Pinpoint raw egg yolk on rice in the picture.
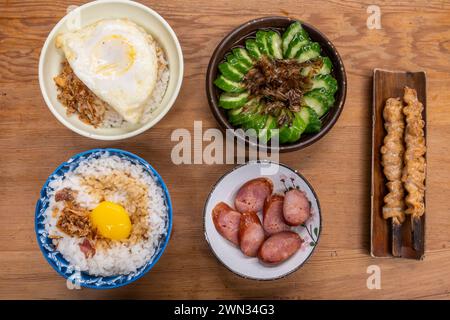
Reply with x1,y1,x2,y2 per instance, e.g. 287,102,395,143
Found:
90,201,132,240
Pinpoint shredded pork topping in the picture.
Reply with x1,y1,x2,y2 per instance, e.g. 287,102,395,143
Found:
244,56,322,116
56,200,93,238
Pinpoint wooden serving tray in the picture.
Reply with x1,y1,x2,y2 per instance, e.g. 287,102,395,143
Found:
371,69,426,260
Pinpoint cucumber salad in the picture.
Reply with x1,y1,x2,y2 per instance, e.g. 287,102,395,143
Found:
214,21,338,144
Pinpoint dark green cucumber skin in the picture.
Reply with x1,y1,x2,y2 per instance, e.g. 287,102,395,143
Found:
214,75,245,93
301,56,332,77
304,107,322,133
255,30,271,56
229,105,257,126
232,48,254,67
287,113,307,142
226,54,251,74
278,125,292,144
218,62,244,82
258,116,277,143
311,74,338,94
282,21,302,55
245,39,262,60
284,31,310,59
302,88,335,117
267,30,283,59
296,42,321,62
219,92,249,109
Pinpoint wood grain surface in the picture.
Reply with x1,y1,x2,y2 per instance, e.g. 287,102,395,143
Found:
1,0,450,300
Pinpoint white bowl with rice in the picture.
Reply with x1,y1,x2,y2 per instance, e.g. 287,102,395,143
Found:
39,0,183,140
35,149,172,288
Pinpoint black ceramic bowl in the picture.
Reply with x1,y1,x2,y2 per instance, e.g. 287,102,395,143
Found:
206,16,347,152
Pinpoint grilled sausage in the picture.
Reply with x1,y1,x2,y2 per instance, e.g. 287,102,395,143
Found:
263,194,290,235
239,212,265,257
235,178,273,213
283,189,311,226
212,202,241,246
258,231,303,264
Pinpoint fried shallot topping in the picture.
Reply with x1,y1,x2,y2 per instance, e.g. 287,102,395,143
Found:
54,61,108,127
243,56,322,114
56,200,92,238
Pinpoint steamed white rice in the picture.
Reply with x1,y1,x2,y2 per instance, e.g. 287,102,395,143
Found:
44,152,168,276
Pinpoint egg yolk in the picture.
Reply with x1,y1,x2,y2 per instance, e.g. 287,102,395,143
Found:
90,201,132,240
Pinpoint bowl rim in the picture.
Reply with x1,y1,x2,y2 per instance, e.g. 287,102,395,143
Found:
38,0,184,141
34,148,173,289
202,160,322,281
205,16,347,152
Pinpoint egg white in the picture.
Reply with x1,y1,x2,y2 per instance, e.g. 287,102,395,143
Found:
56,19,158,124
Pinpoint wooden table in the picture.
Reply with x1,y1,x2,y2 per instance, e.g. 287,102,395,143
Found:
1,0,450,300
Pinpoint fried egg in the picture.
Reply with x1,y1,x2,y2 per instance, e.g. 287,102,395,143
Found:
56,19,158,124
90,201,132,240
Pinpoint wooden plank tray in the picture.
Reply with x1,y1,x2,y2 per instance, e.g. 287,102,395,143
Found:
371,69,426,260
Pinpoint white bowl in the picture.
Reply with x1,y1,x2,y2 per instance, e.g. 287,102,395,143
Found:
204,161,322,280
39,0,183,140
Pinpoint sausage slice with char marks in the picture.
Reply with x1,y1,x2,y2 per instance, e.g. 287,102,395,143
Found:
263,194,290,235
239,212,265,257
235,178,273,213
258,231,303,264
212,202,241,246
283,188,311,226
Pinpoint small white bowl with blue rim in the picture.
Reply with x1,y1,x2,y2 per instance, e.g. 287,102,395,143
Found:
35,148,173,289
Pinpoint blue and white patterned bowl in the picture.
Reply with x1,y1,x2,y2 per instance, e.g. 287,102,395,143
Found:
35,148,173,289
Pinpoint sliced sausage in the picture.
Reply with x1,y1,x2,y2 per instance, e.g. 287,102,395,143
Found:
263,194,290,235
283,188,311,226
212,202,241,246
258,231,303,264
235,178,273,213
239,212,265,257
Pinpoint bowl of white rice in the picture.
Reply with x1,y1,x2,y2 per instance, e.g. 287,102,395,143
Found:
39,0,183,140
35,149,172,289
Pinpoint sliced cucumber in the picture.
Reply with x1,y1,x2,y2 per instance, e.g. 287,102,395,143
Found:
245,39,262,60
298,107,310,128
276,110,293,144
244,112,268,131
301,56,332,77
226,54,252,74
318,56,332,75
284,32,310,59
303,106,322,133
218,62,244,82
228,107,245,125
228,100,258,125
232,48,254,67
282,21,303,56
288,112,307,142
258,115,277,143
278,124,292,144
267,30,283,59
303,88,335,117
219,92,249,109
256,30,271,56
296,42,321,63
310,74,338,94
214,75,246,93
